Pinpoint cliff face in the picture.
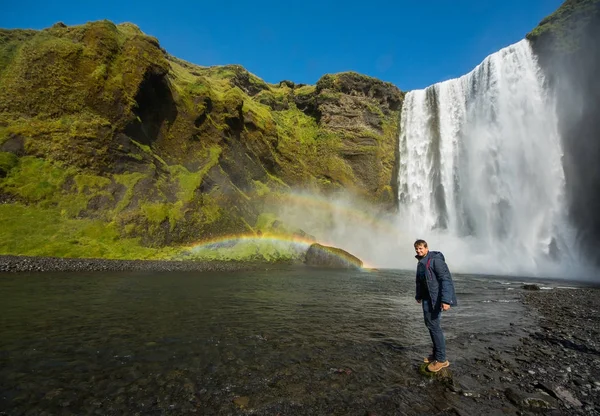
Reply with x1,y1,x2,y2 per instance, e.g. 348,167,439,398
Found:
527,0,600,264
0,21,403,258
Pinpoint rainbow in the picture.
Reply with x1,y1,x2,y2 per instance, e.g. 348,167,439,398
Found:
184,233,368,268
271,192,396,234
185,233,319,251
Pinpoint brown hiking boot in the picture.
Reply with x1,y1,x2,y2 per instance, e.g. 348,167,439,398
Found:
423,354,435,363
427,360,450,372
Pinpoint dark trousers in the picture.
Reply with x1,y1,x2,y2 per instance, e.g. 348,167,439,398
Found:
422,299,446,361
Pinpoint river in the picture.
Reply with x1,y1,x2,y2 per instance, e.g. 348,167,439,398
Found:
0,267,563,415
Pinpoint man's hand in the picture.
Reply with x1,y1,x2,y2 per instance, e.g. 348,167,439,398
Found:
441,303,451,311
416,299,421,304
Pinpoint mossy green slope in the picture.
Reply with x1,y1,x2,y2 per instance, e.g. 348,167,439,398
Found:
526,0,600,52
0,20,404,259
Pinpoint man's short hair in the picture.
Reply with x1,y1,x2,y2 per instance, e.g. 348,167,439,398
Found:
414,239,428,248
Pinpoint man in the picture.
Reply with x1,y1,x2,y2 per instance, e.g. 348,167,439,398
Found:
414,239,457,372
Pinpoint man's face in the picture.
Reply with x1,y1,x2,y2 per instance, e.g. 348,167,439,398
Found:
415,244,428,258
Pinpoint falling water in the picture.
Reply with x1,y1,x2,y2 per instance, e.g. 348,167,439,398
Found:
398,40,580,276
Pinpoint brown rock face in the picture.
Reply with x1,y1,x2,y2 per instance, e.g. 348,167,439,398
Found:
295,72,404,206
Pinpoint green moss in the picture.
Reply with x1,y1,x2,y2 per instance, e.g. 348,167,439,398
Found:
140,201,184,231
0,203,178,259
116,22,144,38
273,107,319,146
185,79,211,97
74,174,111,193
130,139,168,167
0,156,73,202
169,145,221,202
255,213,278,231
252,180,271,197
0,32,87,116
186,238,302,263
90,63,107,80
0,152,18,175
114,172,146,212
294,85,316,96
316,74,336,91
198,194,222,224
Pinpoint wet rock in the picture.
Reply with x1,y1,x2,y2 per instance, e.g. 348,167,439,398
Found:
304,243,363,269
553,385,582,407
417,362,453,383
537,382,582,407
522,284,541,290
505,387,556,410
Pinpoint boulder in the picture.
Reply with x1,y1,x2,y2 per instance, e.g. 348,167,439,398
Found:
304,243,363,269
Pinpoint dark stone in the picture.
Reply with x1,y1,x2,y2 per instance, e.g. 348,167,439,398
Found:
0,255,264,273
522,284,541,291
505,387,556,410
227,65,268,96
0,134,25,156
194,97,213,128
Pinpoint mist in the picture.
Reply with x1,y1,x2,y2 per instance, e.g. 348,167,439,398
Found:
269,188,597,280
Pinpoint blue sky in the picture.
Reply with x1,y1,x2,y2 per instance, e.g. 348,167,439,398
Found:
1,0,564,91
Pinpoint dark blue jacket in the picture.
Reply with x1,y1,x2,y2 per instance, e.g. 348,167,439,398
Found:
415,251,457,307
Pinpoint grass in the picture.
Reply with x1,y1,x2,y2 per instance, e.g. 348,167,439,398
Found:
184,237,306,263
1,156,74,202
0,152,18,175
113,172,146,213
0,204,177,259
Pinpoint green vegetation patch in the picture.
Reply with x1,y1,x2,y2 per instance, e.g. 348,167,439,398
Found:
0,204,177,259
1,156,74,202
0,152,18,176
184,237,306,263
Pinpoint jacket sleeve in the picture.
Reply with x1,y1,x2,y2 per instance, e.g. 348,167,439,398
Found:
432,257,455,305
415,271,422,301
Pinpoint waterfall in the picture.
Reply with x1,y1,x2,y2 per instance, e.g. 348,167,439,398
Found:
397,40,581,277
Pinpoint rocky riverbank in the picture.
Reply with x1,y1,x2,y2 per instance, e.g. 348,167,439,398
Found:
434,284,600,416
0,255,276,273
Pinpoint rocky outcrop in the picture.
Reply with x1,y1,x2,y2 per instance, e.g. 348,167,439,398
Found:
294,73,404,206
527,0,600,265
0,21,403,258
304,243,363,269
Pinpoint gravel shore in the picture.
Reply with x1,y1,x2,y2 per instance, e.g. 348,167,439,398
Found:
0,255,272,273
440,284,600,416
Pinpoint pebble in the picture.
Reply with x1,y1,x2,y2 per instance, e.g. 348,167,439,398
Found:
0,255,265,273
